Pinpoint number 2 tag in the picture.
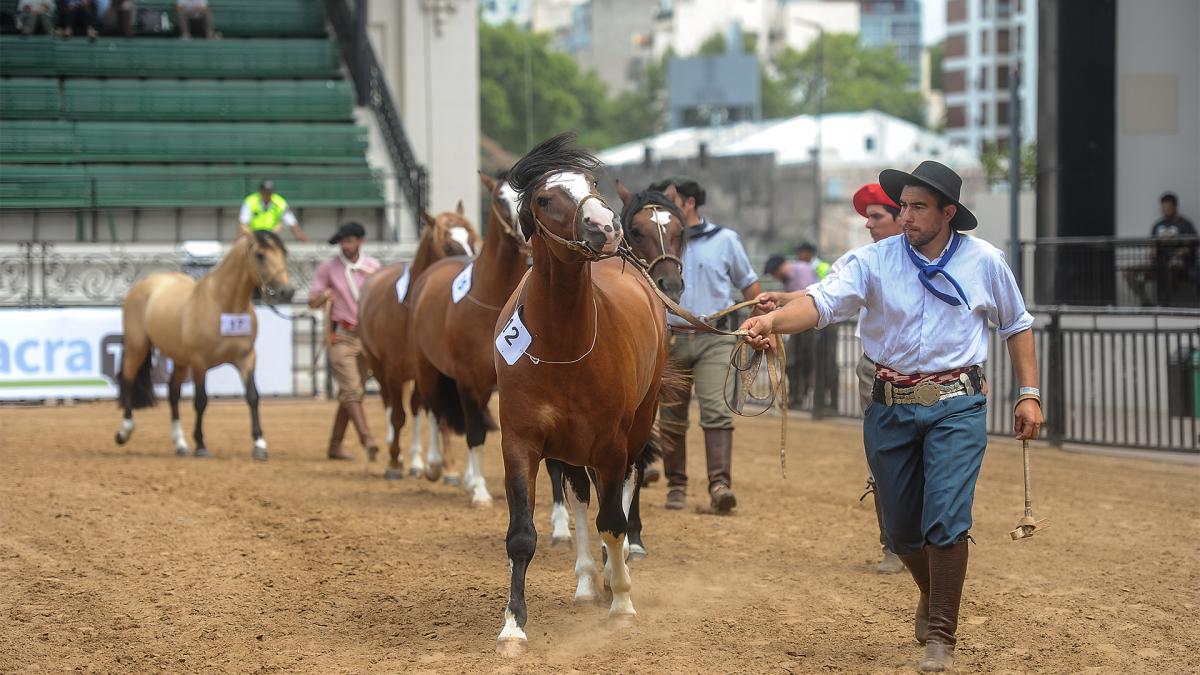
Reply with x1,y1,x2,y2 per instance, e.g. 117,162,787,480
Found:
451,263,473,304
394,265,410,302
495,309,532,366
220,313,252,336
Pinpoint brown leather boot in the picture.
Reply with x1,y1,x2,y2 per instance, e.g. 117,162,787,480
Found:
327,405,353,460
899,548,931,644
920,540,969,672
704,428,736,513
345,401,379,461
663,431,687,510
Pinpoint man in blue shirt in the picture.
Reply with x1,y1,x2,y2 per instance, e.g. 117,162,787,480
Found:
649,176,761,514
741,162,1044,672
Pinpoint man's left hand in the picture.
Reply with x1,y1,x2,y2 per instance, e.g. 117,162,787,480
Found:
1014,398,1043,440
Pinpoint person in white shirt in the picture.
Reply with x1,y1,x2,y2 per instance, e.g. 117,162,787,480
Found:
741,161,1043,673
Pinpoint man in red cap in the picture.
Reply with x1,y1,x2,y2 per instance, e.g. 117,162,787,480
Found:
756,183,905,573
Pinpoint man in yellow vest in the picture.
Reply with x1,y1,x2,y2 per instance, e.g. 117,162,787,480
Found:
238,180,311,242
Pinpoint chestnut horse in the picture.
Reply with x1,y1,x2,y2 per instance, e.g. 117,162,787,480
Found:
493,134,676,654
357,206,479,480
543,181,687,556
408,172,527,506
114,230,294,460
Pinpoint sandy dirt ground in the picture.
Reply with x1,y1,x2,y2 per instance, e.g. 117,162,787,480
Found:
1,399,1197,674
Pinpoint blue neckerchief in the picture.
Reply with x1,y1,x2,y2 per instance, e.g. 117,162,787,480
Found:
903,232,971,309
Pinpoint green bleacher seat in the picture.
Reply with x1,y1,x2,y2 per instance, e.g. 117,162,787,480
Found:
0,120,77,159
62,79,353,121
0,78,60,118
0,165,90,209
0,37,340,78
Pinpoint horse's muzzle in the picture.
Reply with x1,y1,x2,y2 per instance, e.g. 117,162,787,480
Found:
265,285,295,304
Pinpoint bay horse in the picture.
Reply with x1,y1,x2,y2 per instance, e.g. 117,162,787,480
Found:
493,134,678,654
543,180,687,557
408,172,527,507
357,205,479,480
114,230,294,460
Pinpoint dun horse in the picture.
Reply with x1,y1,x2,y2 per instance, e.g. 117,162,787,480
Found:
543,181,687,557
493,134,678,654
114,231,294,459
408,172,527,507
357,206,479,479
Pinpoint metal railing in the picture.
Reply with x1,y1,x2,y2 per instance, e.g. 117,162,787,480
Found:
323,0,428,227
788,306,1199,453
1019,236,1200,308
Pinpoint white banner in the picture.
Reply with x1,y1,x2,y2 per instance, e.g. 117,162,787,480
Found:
0,307,294,400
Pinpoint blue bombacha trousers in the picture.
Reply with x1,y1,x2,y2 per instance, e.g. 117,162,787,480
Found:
863,392,988,554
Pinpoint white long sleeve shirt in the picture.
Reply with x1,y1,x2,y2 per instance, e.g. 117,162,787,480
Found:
807,232,1033,375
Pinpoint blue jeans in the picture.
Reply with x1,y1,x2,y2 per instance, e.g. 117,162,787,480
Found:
863,392,987,554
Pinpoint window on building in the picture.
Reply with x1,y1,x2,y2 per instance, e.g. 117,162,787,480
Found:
944,69,966,93
979,67,988,90
945,34,967,58
997,28,1011,53
997,0,1013,18
978,103,989,126
998,100,1010,125
997,65,1009,89
948,0,967,23
865,136,876,152
981,31,989,54
980,0,990,19
947,105,967,129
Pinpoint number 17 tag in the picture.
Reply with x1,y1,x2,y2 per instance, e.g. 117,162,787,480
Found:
495,308,532,366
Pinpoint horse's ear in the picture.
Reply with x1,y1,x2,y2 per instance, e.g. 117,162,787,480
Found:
479,172,497,192
518,206,535,242
662,183,679,202
455,200,465,216
615,179,633,207
421,211,436,230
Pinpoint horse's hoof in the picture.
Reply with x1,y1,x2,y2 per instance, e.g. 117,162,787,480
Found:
366,444,380,463
495,637,527,657
551,535,573,547
608,612,637,628
407,466,422,478
442,474,462,487
251,448,268,462
470,494,494,509
627,544,647,561
174,445,189,457
115,431,128,445
424,462,443,482
384,467,404,481
194,447,210,458
572,593,598,607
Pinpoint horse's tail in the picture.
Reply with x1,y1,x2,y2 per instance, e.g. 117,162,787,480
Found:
639,360,691,471
120,349,157,410
428,373,468,435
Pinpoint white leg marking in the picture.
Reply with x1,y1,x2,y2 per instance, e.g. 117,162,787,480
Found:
468,446,493,507
496,558,527,655
550,501,572,545
569,492,598,604
117,418,135,443
385,405,395,446
424,413,444,481
171,420,188,453
462,438,477,491
254,438,268,450
601,532,636,618
620,471,636,561
407,412,425,476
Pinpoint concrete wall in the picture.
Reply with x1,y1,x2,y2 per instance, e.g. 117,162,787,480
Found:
1114,0,1200,237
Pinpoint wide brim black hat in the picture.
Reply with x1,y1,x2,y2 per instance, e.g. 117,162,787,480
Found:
879,161,977,231
328,221,367,245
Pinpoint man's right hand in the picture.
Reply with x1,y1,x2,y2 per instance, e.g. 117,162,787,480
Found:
739,314,775,351
754,292,781,313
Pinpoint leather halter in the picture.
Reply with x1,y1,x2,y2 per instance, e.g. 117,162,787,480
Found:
490,197,533,256
629,203,684,280
530,184,620,262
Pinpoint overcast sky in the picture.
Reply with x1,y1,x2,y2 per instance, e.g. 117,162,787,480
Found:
923,0,946,45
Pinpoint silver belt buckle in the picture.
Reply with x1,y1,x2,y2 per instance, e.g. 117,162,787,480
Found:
914,381,941,406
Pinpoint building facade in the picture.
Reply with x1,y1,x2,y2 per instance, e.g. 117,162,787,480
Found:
942,0,1037,152
858,0,923,88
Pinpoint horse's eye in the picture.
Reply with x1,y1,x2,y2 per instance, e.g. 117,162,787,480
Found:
630,229,644,240
255,252,265,261
536,196,550,207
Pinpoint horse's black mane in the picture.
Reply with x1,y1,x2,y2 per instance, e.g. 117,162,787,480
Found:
253,229,287,255
507,133,602,200
621,189,684,229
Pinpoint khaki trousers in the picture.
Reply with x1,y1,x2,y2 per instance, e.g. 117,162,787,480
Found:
329,330,369,404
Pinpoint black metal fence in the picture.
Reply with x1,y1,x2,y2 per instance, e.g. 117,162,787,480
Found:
1020,236,1200,308
788,307,1200,453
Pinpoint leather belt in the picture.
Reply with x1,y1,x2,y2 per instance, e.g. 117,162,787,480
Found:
872,366,984,406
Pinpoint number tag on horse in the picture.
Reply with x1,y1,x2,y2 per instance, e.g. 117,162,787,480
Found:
219,313,252,336
451,263,473,304
495,309,532,366
394,265,411,302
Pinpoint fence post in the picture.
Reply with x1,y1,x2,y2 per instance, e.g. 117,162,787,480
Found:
1045,310,1065,446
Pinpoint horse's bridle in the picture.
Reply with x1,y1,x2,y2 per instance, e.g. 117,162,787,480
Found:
624,203,684,280
529,179,620,262
490,196,533,256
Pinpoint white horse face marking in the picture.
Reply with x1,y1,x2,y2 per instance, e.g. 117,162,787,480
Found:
450,226,476,258
498,182,523,240
544,171,620,254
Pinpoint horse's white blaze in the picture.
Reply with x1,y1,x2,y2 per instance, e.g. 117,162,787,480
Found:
499,182,522,237
118,418,135,442
569,493,598,602
407,412,425,473
171,420,188,451
601,532,635,617
544,171,591,200
468,446,493,506
450,226,475,258
550,501,571,543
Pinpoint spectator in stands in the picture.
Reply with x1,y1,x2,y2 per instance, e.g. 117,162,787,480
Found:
176,0,214,39
1151,192,1198,306
18,0,55,34
239,180,311,243
55,0,99,39
101,0,136,37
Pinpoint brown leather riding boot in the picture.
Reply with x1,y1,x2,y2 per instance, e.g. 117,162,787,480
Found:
662,431,687,510
899,548,931,644
920,540,969,673
345,401,379,461
704,428,736,513
327,405,352,460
